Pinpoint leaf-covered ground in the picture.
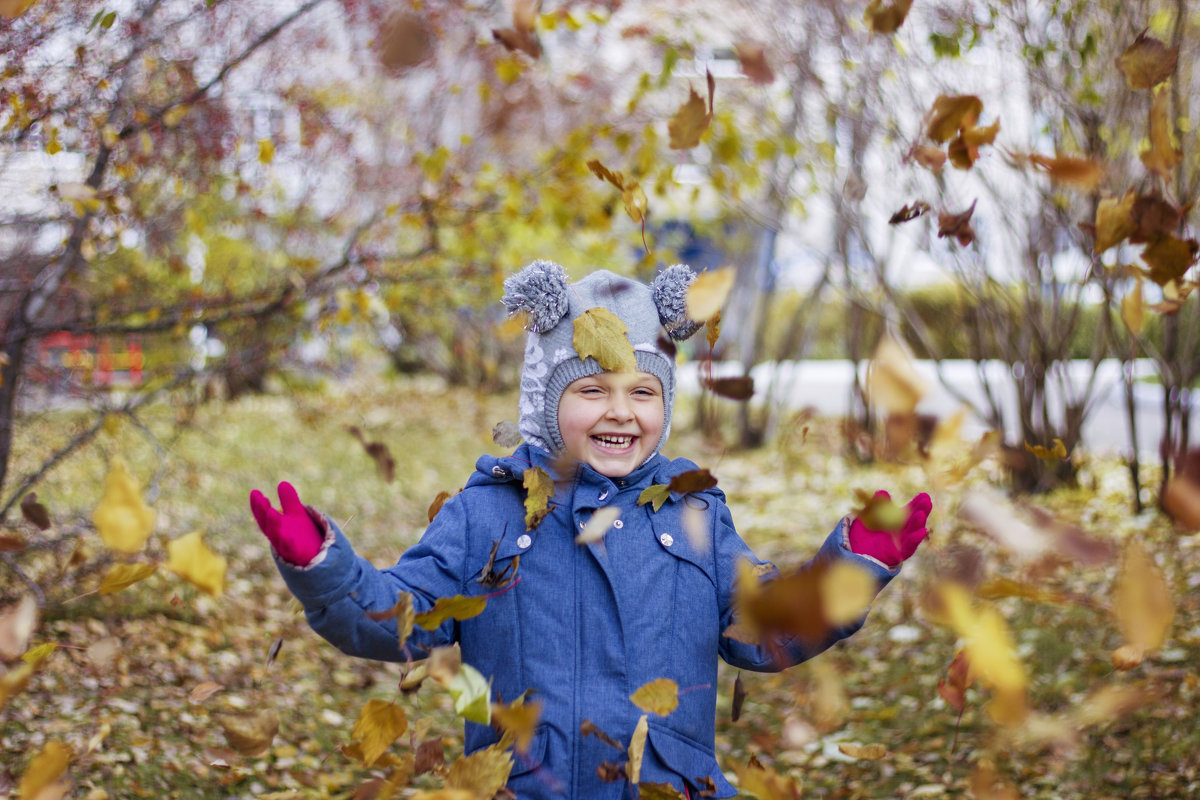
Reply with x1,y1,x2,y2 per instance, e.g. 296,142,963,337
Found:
2,374,1198,798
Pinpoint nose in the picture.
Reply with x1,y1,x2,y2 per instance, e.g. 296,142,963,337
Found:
604,393,634,422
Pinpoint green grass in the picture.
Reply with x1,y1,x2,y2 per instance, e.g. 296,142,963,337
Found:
2,372,1198,798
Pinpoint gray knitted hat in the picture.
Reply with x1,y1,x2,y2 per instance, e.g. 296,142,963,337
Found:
502,260,702,457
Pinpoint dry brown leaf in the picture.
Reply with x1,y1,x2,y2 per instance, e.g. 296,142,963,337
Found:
218,709,279,757
668,71,714,150
734,42,774,84
19,493,50,530
1116,29,1179,89
909,144,947,174
888,201,930,225
1028,153,1105,190
377,12,434,71
926,94,983,143
863,0,913,34
625,714,649,783
1142,234,1199,286
0,594,39,661
701,375,755,401
937,199,978,246
189,681,224,704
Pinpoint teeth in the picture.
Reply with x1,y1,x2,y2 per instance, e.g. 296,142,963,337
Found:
594,435,633,447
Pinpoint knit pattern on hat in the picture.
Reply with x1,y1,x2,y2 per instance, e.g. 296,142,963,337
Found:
502,262,700,456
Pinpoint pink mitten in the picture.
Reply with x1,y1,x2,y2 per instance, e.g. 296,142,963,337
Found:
847,491,932,568
249,481,324,565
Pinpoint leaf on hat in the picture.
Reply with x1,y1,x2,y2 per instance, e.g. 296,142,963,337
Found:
523,466,555,529
98,562,157,596
92,457,156,554
685,268,734,321
630,678,679,716
573,308,637,373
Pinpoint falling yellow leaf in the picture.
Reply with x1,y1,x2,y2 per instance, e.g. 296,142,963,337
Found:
353,699,408,766
92,458,155,554
523,466,555,530
735,760,804,799
444,742,513,797
1027,153,1105,190
573,308,637,372
257,138,274,164
188,681,224,704
16,740,71,800
705,310,721,349
0,594,38,661
98,562,158,596
838,742,887,760
938,583,1028,724
819,561,876,626
576,505,621,544
448,663,492,724
1113,538,1174,666
218,710,279,757
0,0,38,18
1122,280,1146,334
491,697,542,753
166,531,226,596
1141,87,1182,179
868,333,927,416
626,714,649,783
1094,191,1137,253
685,268,735,321
1024,438,1068,461
0,662,35,710
366,592,416,645
413,594,487,630
630,678,679,716
22,642,56,668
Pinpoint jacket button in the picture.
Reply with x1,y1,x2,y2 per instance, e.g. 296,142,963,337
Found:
660,534,674,547
599,489,609,501
613,519,624,529
492,466,507,477
517,534,532,549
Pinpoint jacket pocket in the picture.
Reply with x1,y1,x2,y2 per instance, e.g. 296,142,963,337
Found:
640,723,737,798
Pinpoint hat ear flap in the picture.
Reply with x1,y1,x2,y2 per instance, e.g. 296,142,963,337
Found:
502,260,571,333
652,263,702,341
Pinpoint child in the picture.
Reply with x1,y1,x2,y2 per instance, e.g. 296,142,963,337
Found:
249,261,931,799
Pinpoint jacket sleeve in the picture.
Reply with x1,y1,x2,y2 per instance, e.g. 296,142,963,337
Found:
714,503,897,671
273,495,474,662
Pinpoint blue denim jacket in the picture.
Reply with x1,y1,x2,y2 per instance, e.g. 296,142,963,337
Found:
276,444,895,798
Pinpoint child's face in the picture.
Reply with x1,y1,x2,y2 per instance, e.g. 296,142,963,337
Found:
558,371,665,478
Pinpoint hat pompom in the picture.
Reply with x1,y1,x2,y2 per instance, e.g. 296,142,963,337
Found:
502,260,571,333
652,263,702,341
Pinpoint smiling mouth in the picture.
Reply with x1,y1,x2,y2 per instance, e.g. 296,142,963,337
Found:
592,434,636,450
